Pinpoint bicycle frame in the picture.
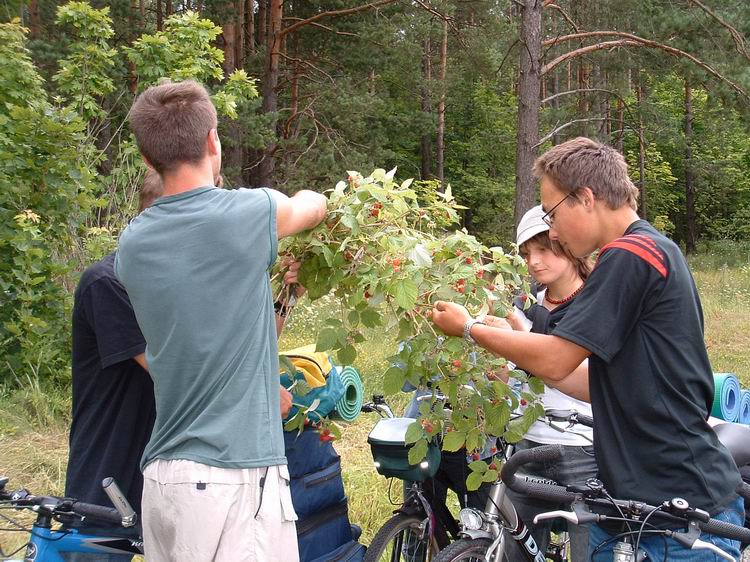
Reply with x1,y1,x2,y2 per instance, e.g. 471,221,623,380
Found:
12,525,143,562
460,477,546,562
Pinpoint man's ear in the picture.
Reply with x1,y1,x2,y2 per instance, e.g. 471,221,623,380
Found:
142,155,154,170
579,187,595,209
207,128,220,155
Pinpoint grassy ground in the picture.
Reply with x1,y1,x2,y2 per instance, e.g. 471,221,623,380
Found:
2,246,750,555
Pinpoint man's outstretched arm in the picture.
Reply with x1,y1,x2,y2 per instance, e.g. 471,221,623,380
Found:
271,189,327,239
432,301,591,395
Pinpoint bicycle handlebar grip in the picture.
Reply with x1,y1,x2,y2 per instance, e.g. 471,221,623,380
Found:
501,444,577,502
699,516,750,544
71,501,124,526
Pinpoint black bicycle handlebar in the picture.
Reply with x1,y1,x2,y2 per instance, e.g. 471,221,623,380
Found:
1,490,124,527
501,444,750,544
500,444,578,503
70,500,123,526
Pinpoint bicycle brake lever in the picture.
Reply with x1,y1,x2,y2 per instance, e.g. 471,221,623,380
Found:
690,539,735,562
534,506,599,526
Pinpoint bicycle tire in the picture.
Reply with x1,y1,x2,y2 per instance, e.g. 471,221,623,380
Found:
364,513,441,562
431,538,493,562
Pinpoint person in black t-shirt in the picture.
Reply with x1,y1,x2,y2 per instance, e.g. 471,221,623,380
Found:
64,172,165,561
432,137,743,561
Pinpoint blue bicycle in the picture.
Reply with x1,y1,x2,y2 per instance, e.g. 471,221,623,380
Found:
0,475,142,561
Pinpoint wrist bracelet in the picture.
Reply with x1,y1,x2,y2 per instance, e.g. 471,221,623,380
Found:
463,318,485,344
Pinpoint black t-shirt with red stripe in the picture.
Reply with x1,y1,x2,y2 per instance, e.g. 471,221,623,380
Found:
553,220,740,513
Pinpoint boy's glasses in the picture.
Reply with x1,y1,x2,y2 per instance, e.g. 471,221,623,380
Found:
542,193,574,227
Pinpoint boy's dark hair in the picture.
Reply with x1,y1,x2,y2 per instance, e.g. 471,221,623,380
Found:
129,80,217,174
534,137,639,210
139,168,164,212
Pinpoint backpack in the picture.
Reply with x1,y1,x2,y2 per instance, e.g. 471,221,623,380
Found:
284,429,365,562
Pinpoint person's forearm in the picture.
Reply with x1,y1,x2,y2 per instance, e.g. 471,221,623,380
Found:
545,360,590,402
291,190,327,228
470,324,587,384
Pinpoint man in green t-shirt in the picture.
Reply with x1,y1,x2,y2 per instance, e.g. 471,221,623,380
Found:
116,80,327,562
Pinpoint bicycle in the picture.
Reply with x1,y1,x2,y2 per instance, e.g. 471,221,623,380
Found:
432,408,593,562
0,476,141,561
501,442,750,562
362,392,469,562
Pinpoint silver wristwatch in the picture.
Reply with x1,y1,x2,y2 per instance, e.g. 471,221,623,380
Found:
463,318,485,344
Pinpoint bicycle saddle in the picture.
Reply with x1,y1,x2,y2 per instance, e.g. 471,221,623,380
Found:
714,422,750,467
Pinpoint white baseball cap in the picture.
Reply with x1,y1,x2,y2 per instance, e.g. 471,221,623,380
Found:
516,205,549,246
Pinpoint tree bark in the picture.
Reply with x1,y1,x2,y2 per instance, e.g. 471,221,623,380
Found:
28,0,41,38
421,37,432,180
246,0,255,54
258,0,267,49
436,19,448,185
236,0,245,69
223,23,236,74
156,0,163,30
684,78,697,254
255,0,282,188
514,0,542,228
166,0,172,18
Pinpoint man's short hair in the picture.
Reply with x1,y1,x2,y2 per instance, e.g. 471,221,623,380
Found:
129,80,218,174
139,168,164,212
533,137,639,210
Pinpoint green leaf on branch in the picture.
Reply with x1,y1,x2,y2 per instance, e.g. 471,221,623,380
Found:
383,366,405,396
405,421,424,444
527,376,545,394
466,471,484,491
442,430,466,452
391,278,418,310
360,308,381,328
337,345,357,365
316,328,339,352
482,469,498,483
408,438,429,465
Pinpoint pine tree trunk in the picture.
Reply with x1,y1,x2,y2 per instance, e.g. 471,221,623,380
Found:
236,0,245,69
514,0,541,227
29,0,41,38
256,0,282,188
435,19,448,185
246,0,255,54
156,0,163,30
684,79,697,254
420,37,432,180
258,0,267,49
166,0,172,18
223,23,236,74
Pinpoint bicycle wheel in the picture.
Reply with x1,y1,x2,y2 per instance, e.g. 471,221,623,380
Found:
431,538,492,562
365,514,441,562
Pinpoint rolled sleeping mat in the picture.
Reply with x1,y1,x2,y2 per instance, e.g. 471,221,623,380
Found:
331,365,364,422
712,373,741,422
739,390,750,425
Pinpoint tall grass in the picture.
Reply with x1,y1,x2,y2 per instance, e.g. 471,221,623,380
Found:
3,245,750,552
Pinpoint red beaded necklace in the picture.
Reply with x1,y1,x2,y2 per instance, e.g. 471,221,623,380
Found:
544,283,585,306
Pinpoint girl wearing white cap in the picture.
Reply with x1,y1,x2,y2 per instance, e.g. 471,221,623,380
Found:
503,204,598,562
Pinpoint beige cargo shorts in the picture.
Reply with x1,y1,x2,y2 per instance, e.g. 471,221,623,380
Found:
141,459,299,562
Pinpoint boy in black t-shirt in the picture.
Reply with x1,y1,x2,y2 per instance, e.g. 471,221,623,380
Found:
64,173,165,561
432,137,743,560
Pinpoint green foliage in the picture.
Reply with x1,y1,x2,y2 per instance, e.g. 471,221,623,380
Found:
0,20,92,386
277,168,539,467
125,11,224,89
53,2,117,121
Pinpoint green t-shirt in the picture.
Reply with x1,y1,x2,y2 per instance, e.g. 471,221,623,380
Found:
115,186,285,470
